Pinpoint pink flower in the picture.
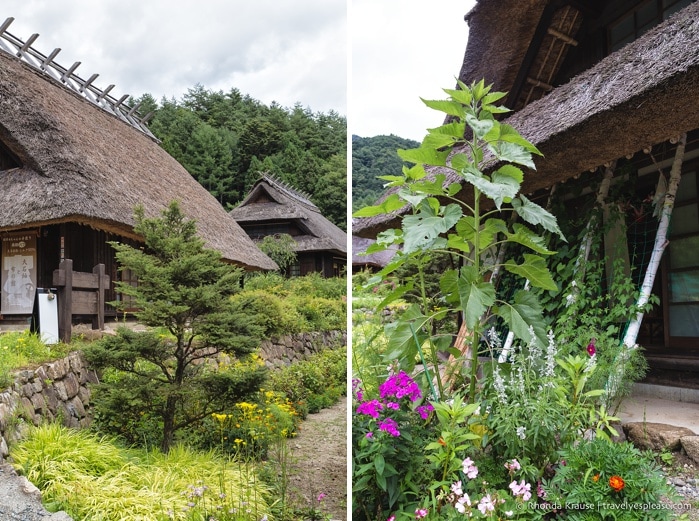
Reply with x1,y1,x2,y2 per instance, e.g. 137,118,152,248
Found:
365,432,373,439
380,371,422,402
414,508,429,519
509,480,532,501
455,494,471,513
462,457,479,479
387,516,396,521
451,480,463,496
504,459,521,472
477,494,495,515
317,493,326,502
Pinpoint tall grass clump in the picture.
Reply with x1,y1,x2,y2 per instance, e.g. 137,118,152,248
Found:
11,424,270,521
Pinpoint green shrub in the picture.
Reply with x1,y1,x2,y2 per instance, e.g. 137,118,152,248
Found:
245,272,346,300
266,346,346,416
291,296,346,331
230,289,306,337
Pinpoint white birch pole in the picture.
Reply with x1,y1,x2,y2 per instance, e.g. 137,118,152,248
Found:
607,133,687,396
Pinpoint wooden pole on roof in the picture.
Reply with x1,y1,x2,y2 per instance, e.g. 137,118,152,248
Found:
607,133,687,397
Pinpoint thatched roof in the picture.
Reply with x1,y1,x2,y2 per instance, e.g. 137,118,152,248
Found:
0,48,277,271
354,1,699,238
352,236,399,270
231,174,347,255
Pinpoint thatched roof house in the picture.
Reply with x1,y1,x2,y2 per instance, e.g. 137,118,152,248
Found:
351,236,399,273
0,20,276,320
353,0,699,381
231,175,347,277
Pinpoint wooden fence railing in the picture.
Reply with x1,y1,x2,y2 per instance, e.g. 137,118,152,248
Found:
52,259,110,343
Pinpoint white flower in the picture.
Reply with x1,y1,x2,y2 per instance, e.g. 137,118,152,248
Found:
516,426,527,440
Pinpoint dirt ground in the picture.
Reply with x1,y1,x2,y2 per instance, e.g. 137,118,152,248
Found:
286,396,347,521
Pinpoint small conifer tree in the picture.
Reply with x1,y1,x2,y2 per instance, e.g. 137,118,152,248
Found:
85,201,266,452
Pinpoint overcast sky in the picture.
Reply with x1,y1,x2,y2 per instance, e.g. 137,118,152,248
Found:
351,0,476,142
1,0,346,115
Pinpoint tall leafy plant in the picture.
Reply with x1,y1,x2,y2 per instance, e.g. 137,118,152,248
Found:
354,80,565,400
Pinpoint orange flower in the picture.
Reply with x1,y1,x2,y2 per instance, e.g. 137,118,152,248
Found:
609,475,625,492
592,474,600,483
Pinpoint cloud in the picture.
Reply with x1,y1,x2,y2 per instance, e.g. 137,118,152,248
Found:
1,0,346,113
351,0,475,141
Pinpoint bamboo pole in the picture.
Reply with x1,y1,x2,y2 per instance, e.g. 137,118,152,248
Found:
607,134,687,396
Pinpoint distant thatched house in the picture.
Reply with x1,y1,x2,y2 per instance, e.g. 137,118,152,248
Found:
231,175,347,277
352,236,399,274
0,20,276,323
354,1,699,382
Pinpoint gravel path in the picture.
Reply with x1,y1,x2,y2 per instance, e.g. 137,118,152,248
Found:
286,396,347,521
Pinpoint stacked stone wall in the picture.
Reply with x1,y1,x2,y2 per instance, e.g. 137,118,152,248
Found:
257,330,346,368
0,351,97,461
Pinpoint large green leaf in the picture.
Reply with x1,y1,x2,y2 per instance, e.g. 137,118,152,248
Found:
512,195,566,240
440,266,495,329
420,98,465,119
427,121,466,139
490,141,536,170
464,169,519,209
443,87,472,106
398,146,450,167
352,193,405,218
495,289,547,347
411,174,449,196
503,254,558,291
402,202,462,254
455,216,507,250
505,223,555,255
383,304,431,367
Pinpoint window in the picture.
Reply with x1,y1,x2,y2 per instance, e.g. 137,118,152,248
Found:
608,0,693,52
667,171,699,337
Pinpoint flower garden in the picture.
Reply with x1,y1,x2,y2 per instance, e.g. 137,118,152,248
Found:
351,81,689,520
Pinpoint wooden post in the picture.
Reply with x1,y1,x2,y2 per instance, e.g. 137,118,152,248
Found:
93,263,106,330
57,259,73,343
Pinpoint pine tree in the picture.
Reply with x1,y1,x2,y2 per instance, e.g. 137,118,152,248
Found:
85,202,266,452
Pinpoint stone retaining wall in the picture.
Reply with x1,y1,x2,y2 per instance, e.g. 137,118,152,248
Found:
0,351,98,462
258,330,346,368
0,329,346,461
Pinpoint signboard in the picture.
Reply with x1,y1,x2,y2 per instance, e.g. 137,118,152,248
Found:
1,232,37,314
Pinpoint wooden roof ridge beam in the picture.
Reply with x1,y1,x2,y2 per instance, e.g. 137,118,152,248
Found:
525,76,554,91
16,32,39,58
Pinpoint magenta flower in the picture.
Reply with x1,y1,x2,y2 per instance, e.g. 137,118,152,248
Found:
386,401,400,410
416,403,434,420
414,508,428,519
379,371,422,402
586,338,596,356
317,493,326,503
356,399,383,418
365,432,373,439
378,417,400,437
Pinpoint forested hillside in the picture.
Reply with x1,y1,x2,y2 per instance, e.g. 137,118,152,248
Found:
132,86,347,230
351,134,420,212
